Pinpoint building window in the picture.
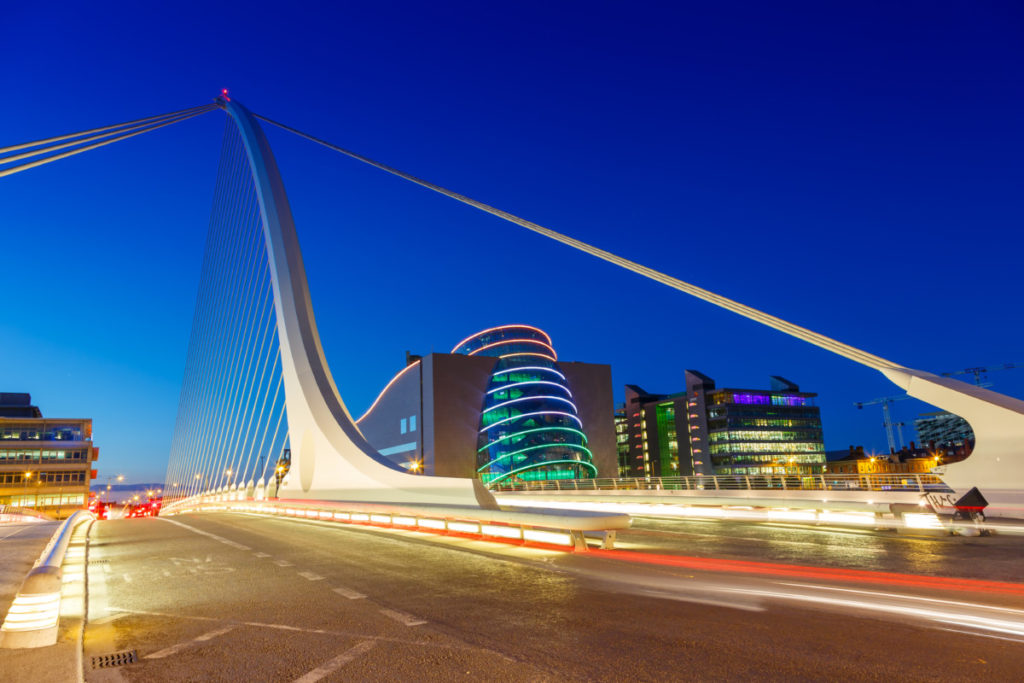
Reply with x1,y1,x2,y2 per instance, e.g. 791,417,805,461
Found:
400,418,408,434
409,415,417,432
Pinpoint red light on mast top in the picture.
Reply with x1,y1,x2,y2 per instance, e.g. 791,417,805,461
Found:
221,88,231,101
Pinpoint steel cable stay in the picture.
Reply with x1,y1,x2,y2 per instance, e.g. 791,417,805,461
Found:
253,113,906,374
0,104,217,178
0,107,214,167
0,103,214,155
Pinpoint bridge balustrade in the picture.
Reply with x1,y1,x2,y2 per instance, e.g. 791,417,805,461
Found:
491,473,951,494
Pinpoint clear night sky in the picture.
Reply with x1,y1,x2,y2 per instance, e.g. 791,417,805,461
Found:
2,2,1021,483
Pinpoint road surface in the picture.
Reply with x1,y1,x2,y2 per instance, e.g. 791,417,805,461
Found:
81,512,1024,681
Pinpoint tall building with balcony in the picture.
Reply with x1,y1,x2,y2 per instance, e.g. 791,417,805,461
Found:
622,371,826,477
0,393,99,518
356,325,617,486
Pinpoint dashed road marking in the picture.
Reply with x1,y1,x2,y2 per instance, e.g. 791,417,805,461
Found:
332,586,366,600
298,571,324,581
380,608,427,626
123,574,132,583
291,640,378,683
163,570,171,577
145,625,237,659
254,552,270,558
274,559,293,567
158,517,251,550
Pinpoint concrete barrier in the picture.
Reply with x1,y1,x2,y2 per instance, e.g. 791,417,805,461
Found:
163,497,631,550
0,510,94,649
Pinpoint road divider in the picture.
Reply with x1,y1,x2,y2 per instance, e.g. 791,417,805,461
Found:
161,497,631,550
0,510,95,649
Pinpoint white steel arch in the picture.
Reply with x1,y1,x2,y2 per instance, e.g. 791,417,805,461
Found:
219,97,496,508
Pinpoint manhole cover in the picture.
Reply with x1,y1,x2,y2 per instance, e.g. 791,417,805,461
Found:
91,650,138,669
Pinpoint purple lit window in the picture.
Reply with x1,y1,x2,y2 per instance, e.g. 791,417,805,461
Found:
731,393,770,405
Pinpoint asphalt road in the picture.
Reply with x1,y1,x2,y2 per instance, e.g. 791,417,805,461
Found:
82,513,1024,682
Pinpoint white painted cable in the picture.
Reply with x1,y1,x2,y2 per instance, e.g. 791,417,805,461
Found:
0,103,214,155
0,105,217,166
0,108,216,178
255,114,905,372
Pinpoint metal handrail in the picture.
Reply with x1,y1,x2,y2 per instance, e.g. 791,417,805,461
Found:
490,472,952,494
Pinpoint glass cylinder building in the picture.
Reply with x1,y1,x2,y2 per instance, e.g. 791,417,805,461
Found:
451,325,597,485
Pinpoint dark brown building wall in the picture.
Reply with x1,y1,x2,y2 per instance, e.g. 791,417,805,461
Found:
560,361,617,478
424,353,496,478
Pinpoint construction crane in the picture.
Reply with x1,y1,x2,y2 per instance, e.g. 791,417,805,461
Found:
941,362,1020,386
854,395,912,454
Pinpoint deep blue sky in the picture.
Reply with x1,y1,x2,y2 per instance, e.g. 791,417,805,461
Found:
2,2,1021,483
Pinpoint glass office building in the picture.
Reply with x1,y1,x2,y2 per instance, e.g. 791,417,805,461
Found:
0,393,98,518
623,372,826,477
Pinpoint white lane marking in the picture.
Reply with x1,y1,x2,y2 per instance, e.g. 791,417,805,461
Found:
379,608,427,627
291,640,378,683
163,570,171,577
274,559,293,567
298,571,324,581
333,586,366,600
123,574,132,583
144,625,237,659
158,517,251,550
254,552,270,558
0,524,34,540
110,608,502,655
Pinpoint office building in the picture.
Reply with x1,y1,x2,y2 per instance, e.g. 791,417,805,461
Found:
357,325,617,486
0,393,99,518
623,371,826,477
915,411,974,448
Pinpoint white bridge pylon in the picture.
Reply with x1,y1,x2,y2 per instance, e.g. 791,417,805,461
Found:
219,98,497,509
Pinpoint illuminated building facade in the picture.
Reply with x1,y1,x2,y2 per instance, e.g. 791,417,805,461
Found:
0,393,98,518
623,371,826,477
614,406,630,476
915,411,974,448
357,325,616,486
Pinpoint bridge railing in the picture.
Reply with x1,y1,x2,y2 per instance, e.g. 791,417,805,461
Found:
490,473,952,494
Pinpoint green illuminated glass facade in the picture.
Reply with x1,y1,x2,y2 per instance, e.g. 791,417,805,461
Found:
454,325,597,485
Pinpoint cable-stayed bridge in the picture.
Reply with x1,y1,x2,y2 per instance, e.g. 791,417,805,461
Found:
3,94,1023,524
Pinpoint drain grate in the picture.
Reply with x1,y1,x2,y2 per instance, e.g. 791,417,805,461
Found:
89,559,110,563
91,650,138,669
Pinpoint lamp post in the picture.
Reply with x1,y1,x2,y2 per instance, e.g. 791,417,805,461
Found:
23,471,34,510
104,474,124,504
